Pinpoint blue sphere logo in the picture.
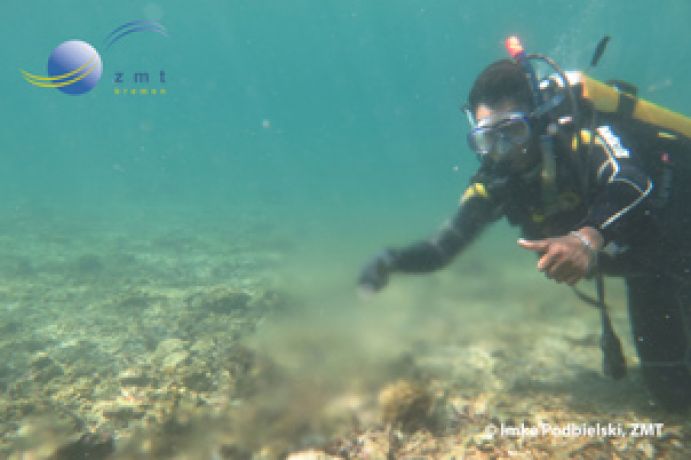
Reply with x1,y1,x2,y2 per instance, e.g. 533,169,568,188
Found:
47,40,103,95
21,20,166,96
21,39,102,95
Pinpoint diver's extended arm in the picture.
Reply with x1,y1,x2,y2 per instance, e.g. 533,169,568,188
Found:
389,194,498,272
358,182,501,291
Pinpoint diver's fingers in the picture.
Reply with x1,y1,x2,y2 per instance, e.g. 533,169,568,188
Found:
550,259,575,283
537,250,557,272
518,238,549,253
547,257,562,275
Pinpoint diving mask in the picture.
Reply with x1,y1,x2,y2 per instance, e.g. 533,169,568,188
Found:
467,111,532,160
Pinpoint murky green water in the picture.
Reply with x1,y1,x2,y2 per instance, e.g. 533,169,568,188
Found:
1,1,690,457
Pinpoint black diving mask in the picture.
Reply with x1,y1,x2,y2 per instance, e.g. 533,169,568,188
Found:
466,111,533,160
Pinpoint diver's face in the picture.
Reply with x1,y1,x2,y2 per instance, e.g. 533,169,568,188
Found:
473,101,538,173
474,102,506,123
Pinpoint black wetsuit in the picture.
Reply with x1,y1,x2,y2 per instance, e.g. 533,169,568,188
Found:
386,123,691,410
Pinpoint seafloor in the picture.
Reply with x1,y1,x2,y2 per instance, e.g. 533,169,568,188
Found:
0,210,689,459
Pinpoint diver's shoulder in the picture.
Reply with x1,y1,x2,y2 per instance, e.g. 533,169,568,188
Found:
569,123,633,158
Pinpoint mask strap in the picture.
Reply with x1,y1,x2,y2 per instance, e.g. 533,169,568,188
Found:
462,104,477,129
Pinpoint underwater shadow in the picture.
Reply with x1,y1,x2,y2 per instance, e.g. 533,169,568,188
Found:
510,365,687,418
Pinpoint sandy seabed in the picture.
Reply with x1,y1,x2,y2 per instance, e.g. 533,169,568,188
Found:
0,211,688,459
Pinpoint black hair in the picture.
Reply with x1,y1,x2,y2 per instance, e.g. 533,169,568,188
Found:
468,59,533,112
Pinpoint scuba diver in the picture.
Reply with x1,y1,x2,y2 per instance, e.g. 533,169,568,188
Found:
358,37,691,411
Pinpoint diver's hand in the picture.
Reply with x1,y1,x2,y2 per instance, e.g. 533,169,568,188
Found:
357,249,396,293
517,227,603,285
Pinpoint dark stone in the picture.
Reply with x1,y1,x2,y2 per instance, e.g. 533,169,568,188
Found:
210,292,251,313
182,371,214,392
226,345,255,376
103,405,145,422
219,443,253,460
36,364,64,382
74,254,104,275
13,257,35,276
51,341,117,379
189,290,252,314
30,353,64,382
0,365,10,392
30,353,55,370
0,320,23,334
118,373,151,387
51,432,115,459
20,337,48,353
117,293,152,310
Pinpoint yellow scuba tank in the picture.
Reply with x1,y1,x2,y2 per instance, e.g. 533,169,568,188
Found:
565,71,691,140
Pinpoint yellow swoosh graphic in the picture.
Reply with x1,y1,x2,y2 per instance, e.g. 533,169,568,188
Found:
20,54,98,88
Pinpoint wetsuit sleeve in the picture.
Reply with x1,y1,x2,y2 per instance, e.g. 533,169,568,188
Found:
579,126,653,243
388,182,502,273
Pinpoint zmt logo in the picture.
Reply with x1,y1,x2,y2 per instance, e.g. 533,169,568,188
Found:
21,19,167,96
113,70,167,96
